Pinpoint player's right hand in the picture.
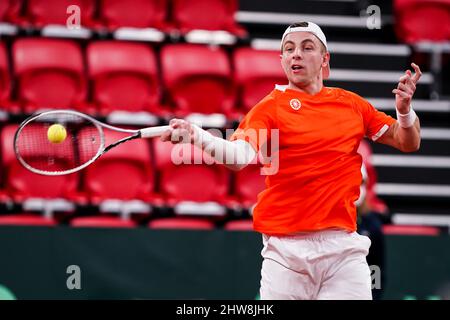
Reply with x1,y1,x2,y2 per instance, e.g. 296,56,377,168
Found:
160,118,196,144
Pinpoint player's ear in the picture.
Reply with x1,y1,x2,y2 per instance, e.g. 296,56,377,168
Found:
322,51,330,67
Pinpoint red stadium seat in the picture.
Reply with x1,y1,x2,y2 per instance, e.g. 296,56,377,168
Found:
70,216,137,228
22,0,96,28
161,44,236,117
153,139,229,210
0,214,57,226
12,38,87,114
79,129,156,204
1,124,80,202
148,217,215,230
233,163,266,209
233,48,287,114
171,0,246,36
0,42,12,110
224,219,253,231
87,41,161,115
0,0,22,23
394,0,450,43
98,0,168,30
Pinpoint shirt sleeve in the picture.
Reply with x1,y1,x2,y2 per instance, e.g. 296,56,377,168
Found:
229,96,276,152
353,94,396,141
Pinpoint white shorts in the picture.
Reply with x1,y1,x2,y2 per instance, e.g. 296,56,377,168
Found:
260,229,372,300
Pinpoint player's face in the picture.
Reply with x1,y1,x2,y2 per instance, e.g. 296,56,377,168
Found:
280,32,328,87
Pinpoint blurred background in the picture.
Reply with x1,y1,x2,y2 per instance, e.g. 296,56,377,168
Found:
0,0,449,300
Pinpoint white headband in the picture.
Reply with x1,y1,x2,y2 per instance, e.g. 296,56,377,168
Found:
281,22,328,50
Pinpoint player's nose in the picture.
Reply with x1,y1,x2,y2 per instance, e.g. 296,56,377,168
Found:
292,47,302,59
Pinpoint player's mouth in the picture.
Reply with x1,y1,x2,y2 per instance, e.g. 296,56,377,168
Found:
291,64,304,73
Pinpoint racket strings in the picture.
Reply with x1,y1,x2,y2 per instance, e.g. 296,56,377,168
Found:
16,113,102,174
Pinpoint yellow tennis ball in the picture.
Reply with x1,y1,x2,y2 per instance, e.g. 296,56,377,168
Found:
47,124,67,144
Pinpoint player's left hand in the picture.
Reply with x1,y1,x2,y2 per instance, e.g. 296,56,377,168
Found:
392,63,422,114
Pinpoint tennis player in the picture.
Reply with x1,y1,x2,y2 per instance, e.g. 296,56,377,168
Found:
161,22,422,300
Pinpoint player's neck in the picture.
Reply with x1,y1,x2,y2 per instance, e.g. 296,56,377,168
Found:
288,80,323,95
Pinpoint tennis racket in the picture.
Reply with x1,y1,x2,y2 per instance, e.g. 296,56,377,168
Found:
14,109,170,176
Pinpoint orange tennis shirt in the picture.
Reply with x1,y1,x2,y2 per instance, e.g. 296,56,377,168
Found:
230,85,396,235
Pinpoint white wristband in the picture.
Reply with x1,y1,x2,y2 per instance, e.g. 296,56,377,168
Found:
396,106,417,128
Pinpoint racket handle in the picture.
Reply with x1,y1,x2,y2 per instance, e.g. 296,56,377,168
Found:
139,125,170,138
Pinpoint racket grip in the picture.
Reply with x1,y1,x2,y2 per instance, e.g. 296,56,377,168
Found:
140,125,170,138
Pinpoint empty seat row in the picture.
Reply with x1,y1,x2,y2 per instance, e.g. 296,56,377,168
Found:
0,123,383,221
0,124,384,229
0,39,286,119
0,213,255,230
0,212,441,236
0,0,246,36
0,124,266,210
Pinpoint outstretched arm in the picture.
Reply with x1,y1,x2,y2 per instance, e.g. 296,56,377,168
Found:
160,119,257,171
377,63,422,152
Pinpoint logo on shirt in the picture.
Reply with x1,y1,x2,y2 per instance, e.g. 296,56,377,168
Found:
290,99,301,110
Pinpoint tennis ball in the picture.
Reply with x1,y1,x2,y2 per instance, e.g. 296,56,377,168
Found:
47,124,67,144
